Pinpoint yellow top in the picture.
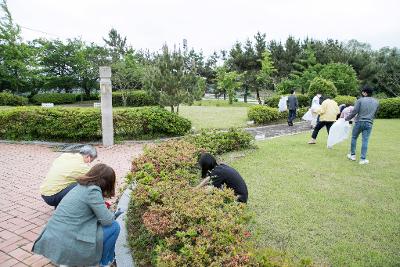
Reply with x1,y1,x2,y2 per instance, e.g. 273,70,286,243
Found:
40,153,90,196
317,99,340,122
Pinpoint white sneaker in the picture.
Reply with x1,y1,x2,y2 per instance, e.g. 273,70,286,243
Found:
359,159,369,165
347,154,356,161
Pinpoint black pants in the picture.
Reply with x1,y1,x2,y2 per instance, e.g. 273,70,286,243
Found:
288,109,297,124
311,121,334,139
41,183,77,208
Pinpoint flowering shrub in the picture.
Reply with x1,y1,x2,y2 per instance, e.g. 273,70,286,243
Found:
126,137,307,266
185,128,254,155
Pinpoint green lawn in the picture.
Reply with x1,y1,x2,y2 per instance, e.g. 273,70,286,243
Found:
222,119,400,266
192,99,257,107
178,105,249,130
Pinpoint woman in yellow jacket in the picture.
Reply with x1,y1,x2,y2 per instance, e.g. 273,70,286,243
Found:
308,97,340,144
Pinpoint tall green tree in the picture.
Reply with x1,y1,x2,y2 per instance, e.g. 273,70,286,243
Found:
143,45,204,113
103,28,130,62
216,67,242,104
256,51,276,102
112,52,144,90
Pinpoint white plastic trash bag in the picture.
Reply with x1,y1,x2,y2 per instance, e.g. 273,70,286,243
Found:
278,96,288,112
302,109,314,121
327,118,351,148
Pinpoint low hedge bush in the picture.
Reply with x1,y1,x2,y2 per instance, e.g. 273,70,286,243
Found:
0,107,191,141
264,94,309,108
112,90,156,107
0,92,28,106
248,105,308,124
126,139,301,266
185,128,254,155
30,93,77,105
75,93,100,101
308,77,337,99
333,95,357,106
377,97,400,118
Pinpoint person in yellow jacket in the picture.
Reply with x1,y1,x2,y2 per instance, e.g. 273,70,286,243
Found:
308,97,340,144
40,145,97,208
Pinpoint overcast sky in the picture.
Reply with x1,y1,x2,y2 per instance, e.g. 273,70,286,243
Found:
7,0,400,56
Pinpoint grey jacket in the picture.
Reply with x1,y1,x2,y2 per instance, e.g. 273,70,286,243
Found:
346,97,379,123
32,185,114,265
287,95,299,110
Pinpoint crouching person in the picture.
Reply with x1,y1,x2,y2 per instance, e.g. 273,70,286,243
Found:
32,164,120,267
196,153,248,203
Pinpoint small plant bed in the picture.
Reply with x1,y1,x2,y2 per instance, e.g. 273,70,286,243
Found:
125,129,311,266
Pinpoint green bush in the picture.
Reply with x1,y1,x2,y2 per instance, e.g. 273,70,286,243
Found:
308,77,337,99
112,90,156,107
0,92,28,106
74,93,100,101
30,93,77,105
0,107,191,141
264,94,309,108
319,63,359,96
126,140,300,266
185,128,254,155
248,105,280,124
333,95,357,106
377,98,400,118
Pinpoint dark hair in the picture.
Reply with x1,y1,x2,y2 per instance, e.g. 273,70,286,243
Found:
77,163,116,198
290,89,295,94
319,95,325,105
198,153,218,178
362,86,373,96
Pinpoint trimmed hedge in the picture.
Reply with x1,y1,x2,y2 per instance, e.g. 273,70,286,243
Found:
248,105,308,124
0,107,191,141
185,128,254,155
0,92,28,106
126,137,302,266
31,93,77,105
264,94,310,108
377,97,400,118
75,93,100,101
112,90,156,107
308,77,337,99
334,95,357,106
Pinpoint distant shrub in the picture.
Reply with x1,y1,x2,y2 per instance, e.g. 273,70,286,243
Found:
185,128,254,155
264,94,309,108
319,63,359,96
0,107,191,141
30,93,77,105
0,93,28,106
74,93,100,101
112,90,156,107
308,77,337,99
334,95,357,106
377,98,400,118
248,105,280,124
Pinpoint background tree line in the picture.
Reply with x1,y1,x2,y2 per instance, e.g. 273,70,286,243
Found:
1,0,399,111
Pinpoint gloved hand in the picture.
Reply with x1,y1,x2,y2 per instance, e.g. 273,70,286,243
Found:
114,208,124,219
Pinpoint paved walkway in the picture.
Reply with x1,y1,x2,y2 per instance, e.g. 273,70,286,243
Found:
0,143,143,266
246,121,311,140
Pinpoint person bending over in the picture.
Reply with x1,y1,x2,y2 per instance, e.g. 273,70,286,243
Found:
40,145,97,208
308,97,339,144
33,164,120,267
196,153,248,203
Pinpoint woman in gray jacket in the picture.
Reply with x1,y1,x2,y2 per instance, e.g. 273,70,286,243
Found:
32,164,120,267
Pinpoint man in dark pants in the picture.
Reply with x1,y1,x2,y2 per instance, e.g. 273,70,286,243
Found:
287,89,298,126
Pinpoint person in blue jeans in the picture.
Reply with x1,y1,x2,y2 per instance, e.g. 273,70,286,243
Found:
33,164,120,267
345,86,379,164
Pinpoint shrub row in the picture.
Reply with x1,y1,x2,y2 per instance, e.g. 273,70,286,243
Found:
264,94,309,108
126,136,300,266
0,107,191,141
30,93,77,105
248,105,308,124
0,92,29,106
333,95,357,106
377,97,400,118
112,90,156,107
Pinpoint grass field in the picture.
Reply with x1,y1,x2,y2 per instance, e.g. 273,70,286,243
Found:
192,99,257,107
178,105,249,130
222,119,400,266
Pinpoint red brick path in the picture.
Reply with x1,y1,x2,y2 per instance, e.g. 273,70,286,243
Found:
0,143,143,266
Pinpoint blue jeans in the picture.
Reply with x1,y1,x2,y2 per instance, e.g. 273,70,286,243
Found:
41,183,77,208
100,221,120,266
350,121,373,160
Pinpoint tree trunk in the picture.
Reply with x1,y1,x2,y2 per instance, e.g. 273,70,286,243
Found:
256,88,261,104
244,87,248,103
223,92,226,100
176,104,179,114
170,105,174,113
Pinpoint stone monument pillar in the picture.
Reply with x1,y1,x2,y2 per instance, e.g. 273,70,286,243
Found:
99,66,114,146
